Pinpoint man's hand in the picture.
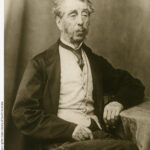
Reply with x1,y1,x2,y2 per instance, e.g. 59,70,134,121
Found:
103,101,124,128
72,125,93,141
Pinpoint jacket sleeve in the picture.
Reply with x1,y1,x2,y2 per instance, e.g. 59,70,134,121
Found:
12,59,76,140
100,56,145,109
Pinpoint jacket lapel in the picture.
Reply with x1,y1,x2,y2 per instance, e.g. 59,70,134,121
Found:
83,44,104,122
45,40,61,114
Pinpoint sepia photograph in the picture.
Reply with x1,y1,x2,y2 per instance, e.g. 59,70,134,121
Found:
4,0,150,150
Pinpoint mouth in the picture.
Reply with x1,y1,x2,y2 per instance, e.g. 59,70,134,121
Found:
76,29,86,35
77,31,84,35
74,28,88,39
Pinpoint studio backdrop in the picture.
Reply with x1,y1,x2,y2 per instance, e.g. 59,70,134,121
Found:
5,0,150,150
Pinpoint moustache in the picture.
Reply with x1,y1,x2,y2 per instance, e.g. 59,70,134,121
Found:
76,28,87,34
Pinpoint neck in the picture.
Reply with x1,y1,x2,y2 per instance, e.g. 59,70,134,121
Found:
60,35,83,50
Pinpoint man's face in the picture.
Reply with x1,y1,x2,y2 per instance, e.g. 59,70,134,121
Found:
56,0,91,44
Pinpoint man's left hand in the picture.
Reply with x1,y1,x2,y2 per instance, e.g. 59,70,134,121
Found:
103,101,124,128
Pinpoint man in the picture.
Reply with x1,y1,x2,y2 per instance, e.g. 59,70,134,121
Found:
12,0,145,149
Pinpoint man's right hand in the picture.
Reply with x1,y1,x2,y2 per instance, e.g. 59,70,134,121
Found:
72,125,93,141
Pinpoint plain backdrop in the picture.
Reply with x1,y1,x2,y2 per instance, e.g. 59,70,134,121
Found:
5,0,150,150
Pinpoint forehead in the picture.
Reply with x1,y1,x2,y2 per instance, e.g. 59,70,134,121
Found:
61,0,88,13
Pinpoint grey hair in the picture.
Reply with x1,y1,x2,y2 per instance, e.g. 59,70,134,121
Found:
52,0,94,18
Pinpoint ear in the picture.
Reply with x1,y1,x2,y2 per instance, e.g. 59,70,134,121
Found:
56,16,63,31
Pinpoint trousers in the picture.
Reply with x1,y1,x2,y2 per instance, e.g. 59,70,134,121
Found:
44,130,138,150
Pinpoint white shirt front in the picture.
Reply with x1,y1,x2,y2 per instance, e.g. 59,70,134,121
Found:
57,40,101,129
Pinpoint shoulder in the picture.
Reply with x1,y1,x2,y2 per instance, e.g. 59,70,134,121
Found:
30,41,59,66
83,43,110,64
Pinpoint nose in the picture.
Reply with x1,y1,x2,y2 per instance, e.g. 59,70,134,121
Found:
77,15,83,25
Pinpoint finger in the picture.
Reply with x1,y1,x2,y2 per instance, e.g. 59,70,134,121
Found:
84,127,93,140
114,109,120,121
76,132,85,141
78,128,88,140
72,126,85,141
81,128,90,139
103,107,108,124
110,109,116,125
73,130,81,141
73,134,81,141
106,109,112,125
89,132,93,140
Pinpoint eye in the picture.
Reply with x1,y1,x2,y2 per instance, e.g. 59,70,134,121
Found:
68,11,78,18
82,12,89,17
70,13,77,17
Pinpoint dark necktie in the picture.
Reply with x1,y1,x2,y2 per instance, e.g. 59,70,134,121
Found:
59,40,84,70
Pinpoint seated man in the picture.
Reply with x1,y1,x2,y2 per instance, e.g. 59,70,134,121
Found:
12,0,145,149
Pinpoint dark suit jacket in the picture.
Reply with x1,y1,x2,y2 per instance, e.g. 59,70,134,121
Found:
12,40,145,148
